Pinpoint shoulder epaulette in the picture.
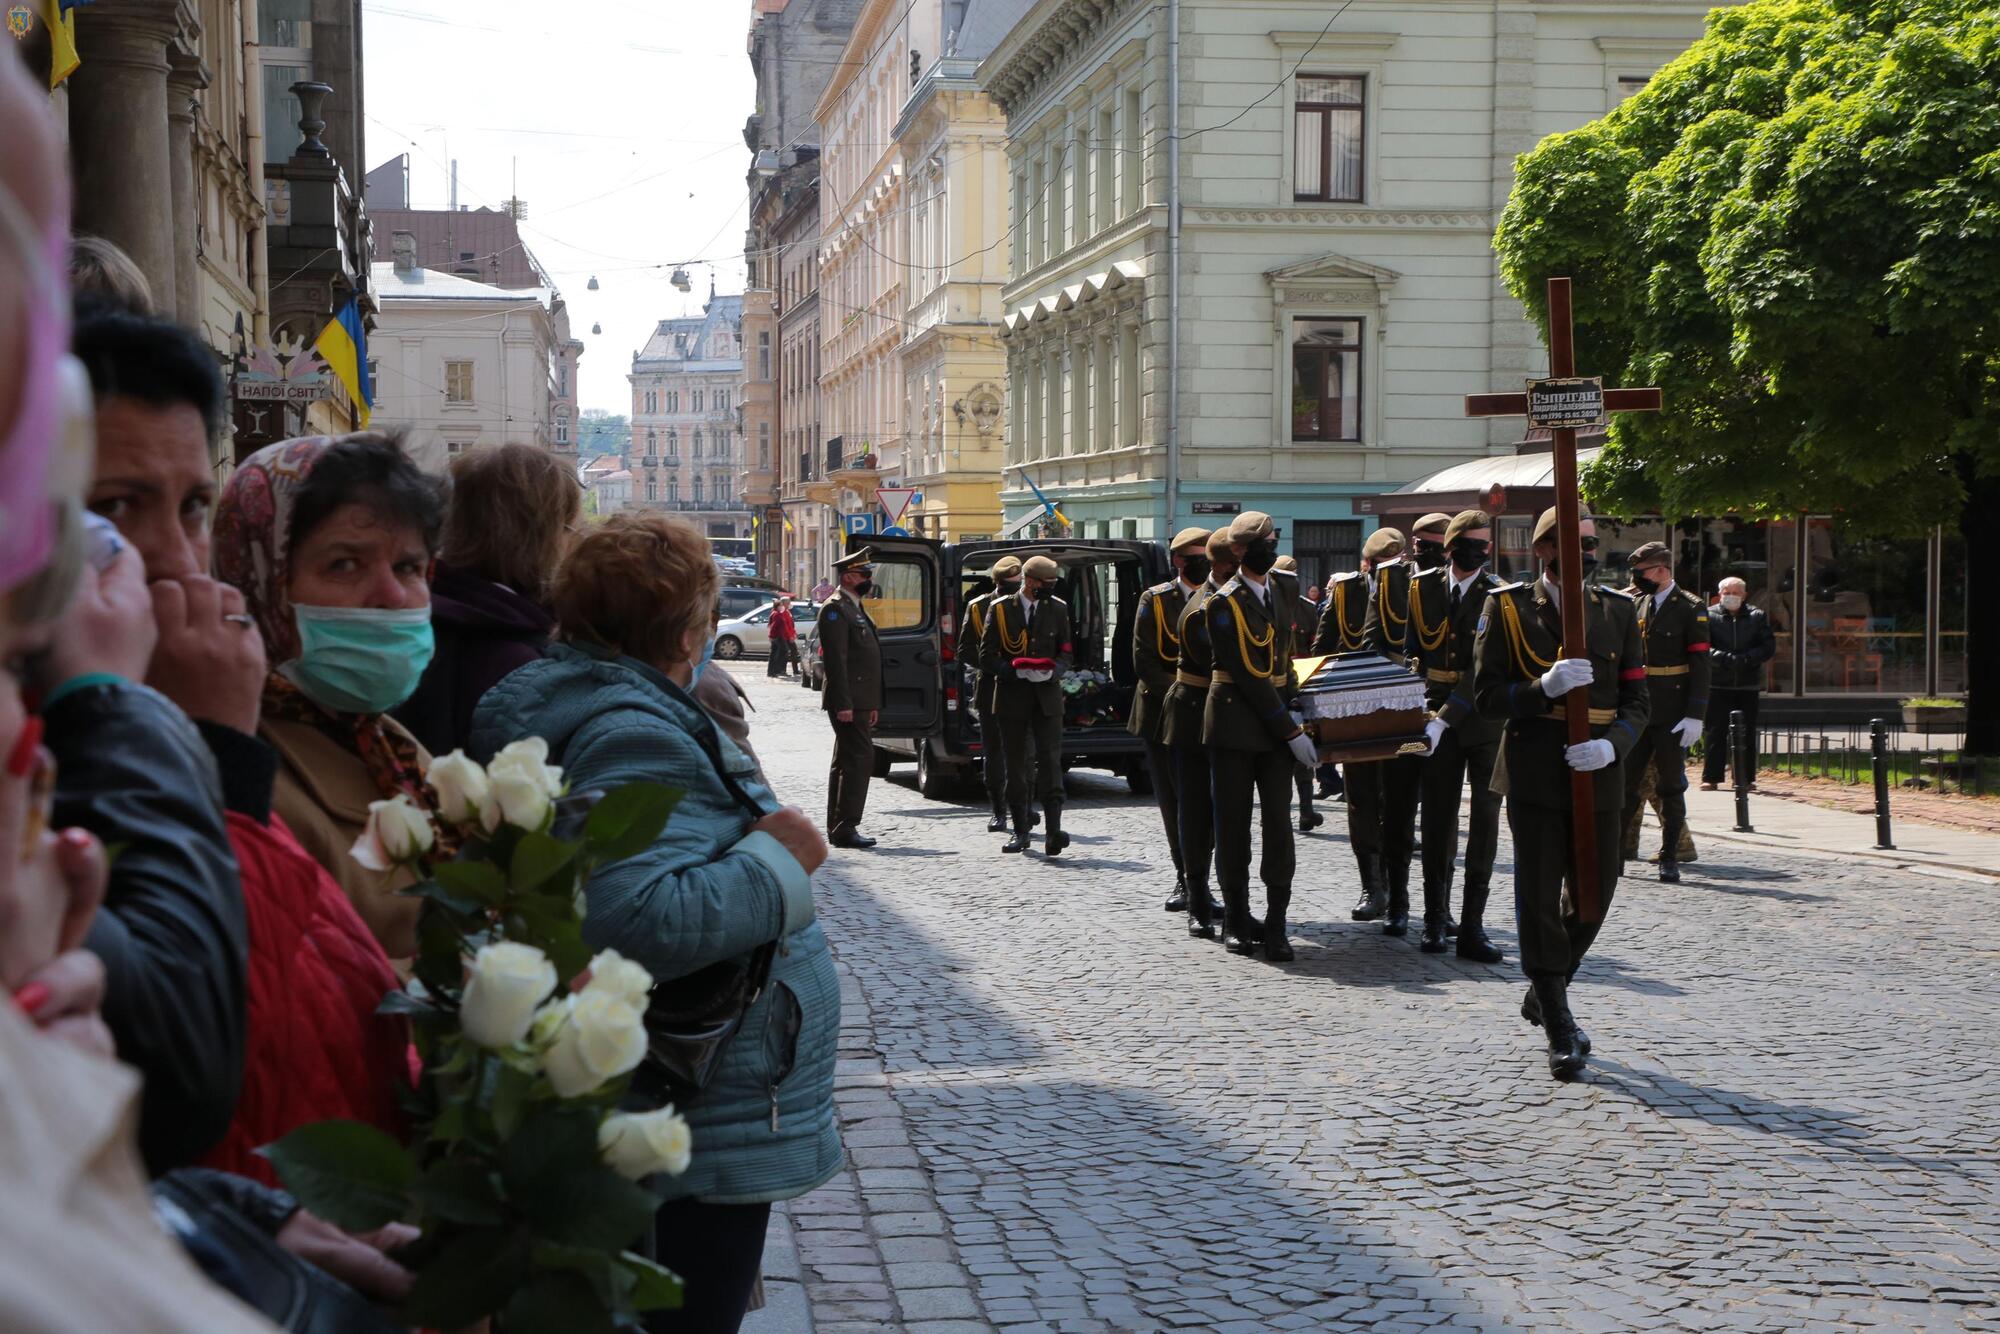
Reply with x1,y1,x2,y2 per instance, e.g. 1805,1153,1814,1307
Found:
1487,581,1525,596
1596,584,1635,601
1331,571,1365,585
1146,578,1178,597
1675,586,1707,609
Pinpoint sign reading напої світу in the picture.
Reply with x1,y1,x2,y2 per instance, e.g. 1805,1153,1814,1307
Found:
1525,376,1606,431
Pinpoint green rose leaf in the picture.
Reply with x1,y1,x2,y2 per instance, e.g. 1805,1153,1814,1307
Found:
501,1270,620,1334
510,831,580,894
531,1241,638,1310
584,782,683,861
502,1107,661,1253
399,1225,530,1328
433,859,509,905
621,1251,686,1313
491,1060,537,1141
410,1159,507,1226
258,1120,416,1233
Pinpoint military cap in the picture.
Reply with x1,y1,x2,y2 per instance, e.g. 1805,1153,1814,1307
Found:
833,547,874,572
987,554,1023,579
1628,540,1672,568
1226,510,1275,544
1444,510,1492,545
1532,507,1596,546
1205,528,1235,560
1362,527,1405,561
1022,554,1060,581
1168,526,1211,554
1414,512,1452,538
1274,554,1298,573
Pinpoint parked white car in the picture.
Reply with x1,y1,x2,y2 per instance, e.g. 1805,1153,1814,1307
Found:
714,603,774,659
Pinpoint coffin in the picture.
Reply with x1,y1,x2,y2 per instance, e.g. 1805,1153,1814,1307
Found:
1294,652,1432,764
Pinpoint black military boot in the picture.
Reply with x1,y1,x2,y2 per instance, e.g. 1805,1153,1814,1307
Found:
1298,797,1324,833
987,797,1009,833
1383,860,1411,937
1221,884,1258,956
1520,981,1590,1055
1262,899,1295,962
1188,883,1221,940
1349,855,1387,921
1043,805,1070,857
1454,884,1504,963
1530,975,1587,1079
1164,872,1188,914
1001,807,1033,853
1418,877,1450,952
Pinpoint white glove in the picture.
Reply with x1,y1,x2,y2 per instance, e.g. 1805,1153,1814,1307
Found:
1020,668,1054,684
1540,658,1595,697
1673,716,1703,749
1564,738,1615,772
1286,731,1319,770
1421,717,1447,757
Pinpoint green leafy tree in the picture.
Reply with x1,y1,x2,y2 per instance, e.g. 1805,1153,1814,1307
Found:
1496,0,2000,749
576,410,630,460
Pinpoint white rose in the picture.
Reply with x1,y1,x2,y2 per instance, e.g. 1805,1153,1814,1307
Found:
598,1106,692,1180
482,738,566,833
583,949,654,1010
349,793,435,873
528,997,569,1047
539,990,647,1097
460,942,557,1050
426,750,490,826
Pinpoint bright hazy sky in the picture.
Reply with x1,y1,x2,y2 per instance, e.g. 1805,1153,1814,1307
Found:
363,0,756,414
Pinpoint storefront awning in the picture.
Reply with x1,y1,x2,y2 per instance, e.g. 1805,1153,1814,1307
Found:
1356,444,1605,517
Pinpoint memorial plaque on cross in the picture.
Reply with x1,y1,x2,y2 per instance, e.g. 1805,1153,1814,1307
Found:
1465,277,1661,922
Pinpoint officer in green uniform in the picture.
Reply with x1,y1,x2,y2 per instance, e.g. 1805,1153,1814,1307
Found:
1312,528,1401,922
1274,555,1324,834
1410,512,1452,572
1362,531,1427,938
1162,529,1237,937
1618,539,1712,884
1407,511,1506,961
1472,507,1648,1078
821,548,884,849
984,554,1074,856
1205,512,1318,962
961,555,1024,832
1130,528,1212,911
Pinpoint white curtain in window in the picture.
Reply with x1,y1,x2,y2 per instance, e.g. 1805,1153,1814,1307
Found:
1329,108,1362,201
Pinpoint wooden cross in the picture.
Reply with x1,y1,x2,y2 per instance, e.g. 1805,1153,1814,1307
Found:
1465,277,1661,922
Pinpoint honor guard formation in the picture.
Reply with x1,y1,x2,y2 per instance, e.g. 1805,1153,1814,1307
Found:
817,501,1707,1079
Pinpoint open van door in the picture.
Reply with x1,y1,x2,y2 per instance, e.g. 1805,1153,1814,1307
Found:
845,533,942,738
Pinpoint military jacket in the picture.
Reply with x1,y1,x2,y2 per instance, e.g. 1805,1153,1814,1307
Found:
1630,583,1713,727
819,593,883,715
959,590,1005,715
1407,566,1504,744
1128,578,1193,741
981,593,1074,720
1310,572,1370,656
1160,581,1221,749
1361,560,1415,659
1471,579,1649,810
1202,574,1302,752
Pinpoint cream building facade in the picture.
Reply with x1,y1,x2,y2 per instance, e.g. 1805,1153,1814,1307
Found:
979,0,1728,583
628,296,751,541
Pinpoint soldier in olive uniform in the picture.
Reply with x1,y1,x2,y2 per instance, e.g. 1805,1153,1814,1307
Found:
1472,508,1649,1078
961,555,1024,832
1619,539,1712,884
821,548,885,849
1130,528,1212,911
984,554,1074,855
1312,528,1401,921
1161,529,1238,937
1407,511,1506,962
1275,555,1325,834
1409,512,1452,572
1361,532,1428,937
1206,512,1319,962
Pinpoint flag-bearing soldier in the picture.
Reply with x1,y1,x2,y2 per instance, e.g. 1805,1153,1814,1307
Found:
982,554,1075,857
1472,507,1648,1078
1274,555,1325,834
1406,511,1506,962
960,555,1024,833
1130,528,1212,913
1205,512,1319,962
1618,539,1712,884
1160,529,1238,937
1361,530,1428,939
821,548,885,849
1312,526,1400,922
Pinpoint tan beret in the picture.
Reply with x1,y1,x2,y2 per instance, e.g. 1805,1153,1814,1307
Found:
1444,510,1491,546
1629,540,1671,567
1168,526,1211,554
988,555,1023,579
1362,527,1404,561
1205,529,1235,560
1022,554,1060,581
1414,512,1452,538
1227,510,1275,544
1274,554,1297,573
1532,507,1595,545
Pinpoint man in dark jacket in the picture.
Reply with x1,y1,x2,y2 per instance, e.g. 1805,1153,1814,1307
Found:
1273,555,1324,833
1700,576,1775,788
984,555,1074,856
821,549,884,849
1313,530,1399,921
961,556,1023,832
1162,530,1236,937
1130,529,1210,906
1620,540,1712,884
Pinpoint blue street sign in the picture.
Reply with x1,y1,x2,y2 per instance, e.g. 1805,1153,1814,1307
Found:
842,513,878,537
882,525,910,537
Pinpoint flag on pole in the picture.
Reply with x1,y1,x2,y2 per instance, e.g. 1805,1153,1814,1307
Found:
781,511,796,534
38,0,86,88
1013,466,1071,528
314,298,372,427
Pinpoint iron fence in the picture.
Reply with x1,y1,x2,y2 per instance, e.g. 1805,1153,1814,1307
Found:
1741,721,1995,799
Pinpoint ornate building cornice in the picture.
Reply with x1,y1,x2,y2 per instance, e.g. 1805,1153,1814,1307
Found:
1191,208,1492,230
981,0,1147,116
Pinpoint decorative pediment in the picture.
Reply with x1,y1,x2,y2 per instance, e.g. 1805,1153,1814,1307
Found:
1265,253,1402,289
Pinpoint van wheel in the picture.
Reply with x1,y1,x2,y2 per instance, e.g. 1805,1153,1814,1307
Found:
917,746,956,801
1125,762,1155,796
714,636,743,661
871,747,894,778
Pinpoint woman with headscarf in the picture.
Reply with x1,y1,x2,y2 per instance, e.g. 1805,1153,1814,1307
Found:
212,433,448,958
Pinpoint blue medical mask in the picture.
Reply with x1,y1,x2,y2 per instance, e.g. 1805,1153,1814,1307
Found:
281,604,436,715
691,632,716,685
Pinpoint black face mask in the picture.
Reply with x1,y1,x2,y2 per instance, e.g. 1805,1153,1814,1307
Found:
1631,570,1662,595
1022,582,1041,601
851,578,873,597
1414,539,1447,571
1449,539,1489,572
1181,555,1212,585
995,579,1020,597
1241,539,1279,576
1545,555,1599,579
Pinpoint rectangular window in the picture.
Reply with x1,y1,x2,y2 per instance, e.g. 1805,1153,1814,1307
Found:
1029,159,1046,268
692,390,704,412
1293,520,1361,592
693,430,704,459
864,554,930,631
1013,170,1030,274
1291,318,1363,442
1294,76,1364,203
444,360,474,404
758,421,771,468
1094,332,1114,451
758,332,772,380
1121,90,1142,216
717,389,730,412
1095,107,1115,234
1118,326,1139,449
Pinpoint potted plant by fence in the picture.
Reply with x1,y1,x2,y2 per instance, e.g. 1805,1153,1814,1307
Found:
1901,697,1967,734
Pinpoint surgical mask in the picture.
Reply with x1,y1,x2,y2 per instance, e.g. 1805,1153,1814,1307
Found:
691,631,716,685
1240,539,1279,576
1721,594,1744,612
282,605,436,715
1181,555,1212,585
1414,539,1446,571
1449,539,1489,572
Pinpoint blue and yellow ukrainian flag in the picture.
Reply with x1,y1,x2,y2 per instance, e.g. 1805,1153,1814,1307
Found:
315,298,372,427
40,1,91,89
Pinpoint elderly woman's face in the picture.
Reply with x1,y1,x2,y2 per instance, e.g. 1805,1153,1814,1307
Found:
290,503,432,611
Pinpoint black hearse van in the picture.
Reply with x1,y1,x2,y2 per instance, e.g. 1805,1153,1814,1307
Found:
809,534,1174,799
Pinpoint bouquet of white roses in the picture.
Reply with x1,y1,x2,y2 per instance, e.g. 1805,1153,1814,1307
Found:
261,740,689,1331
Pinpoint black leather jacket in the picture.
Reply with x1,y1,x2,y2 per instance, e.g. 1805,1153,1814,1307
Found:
1707,603,1776,691
48,681,248,1174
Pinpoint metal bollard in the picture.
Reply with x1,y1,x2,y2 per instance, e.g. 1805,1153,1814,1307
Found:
1731,709,1754,832
1870,718,1895,849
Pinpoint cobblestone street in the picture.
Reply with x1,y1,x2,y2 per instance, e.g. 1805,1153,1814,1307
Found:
729,667,2000,1333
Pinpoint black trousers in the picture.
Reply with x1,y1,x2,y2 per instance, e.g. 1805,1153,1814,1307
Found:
1701,687,1761,785
1293,767,1315,820
1145,736,1184,875
1421,727,1501,899
975,699,1010,806
1211,746,1297,916
1508,799,1622,980
644,1198,773,1333
766,639,797,676
1621,726,1688,858
1345,758,1383,858
1172,739,1216,895
827,714,874,830
1000,710,1063,810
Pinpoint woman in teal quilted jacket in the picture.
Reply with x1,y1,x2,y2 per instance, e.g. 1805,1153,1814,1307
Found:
471,511,840,1333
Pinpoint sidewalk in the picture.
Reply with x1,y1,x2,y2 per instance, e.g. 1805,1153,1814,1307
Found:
1679,783,1999,881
